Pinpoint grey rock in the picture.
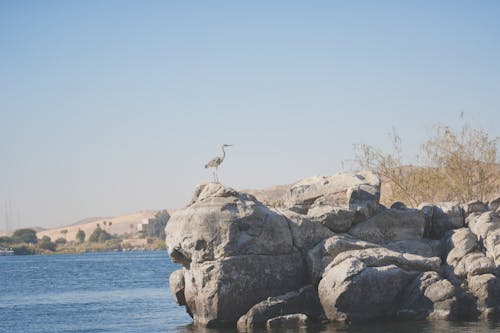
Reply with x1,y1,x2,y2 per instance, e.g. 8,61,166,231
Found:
386,239,443,258
444,228,495,278
330,247,441,273
237,285,322,329
398,271,475,320
391,201,407,210
429,202,464,239
318,258,417,323
306,234,378,284
184,254,305,327
468,274,500,319
266,313,311,329
489,195,500,212
467,212,500,267
166,183,293,266
284,171,380,232
418,203,434,238
463,200,487,217
169,269,187,306
348,208,425,244
279,209,334,251
445,228,478,266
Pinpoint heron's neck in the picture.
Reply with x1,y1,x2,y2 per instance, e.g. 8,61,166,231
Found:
221,146,226,160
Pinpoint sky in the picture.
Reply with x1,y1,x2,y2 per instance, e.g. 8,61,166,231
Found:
1,1,499,230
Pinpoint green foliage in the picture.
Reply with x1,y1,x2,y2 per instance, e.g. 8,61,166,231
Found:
354,119,499,206
55,237,67,245
0,236,13,245
143,210,170,239
88,226,112,243
38,235,56,251
12,228,38,244
12,245,35,255
76,229,86,243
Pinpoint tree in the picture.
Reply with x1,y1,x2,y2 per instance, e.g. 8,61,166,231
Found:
55,237,67,245
60,229,68,238
38,236,56,251
76,229,86,243
88,226,112,243
0,236,13,245
12,228,38,244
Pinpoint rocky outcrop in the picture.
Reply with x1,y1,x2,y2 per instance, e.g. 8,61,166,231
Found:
165,173,500,328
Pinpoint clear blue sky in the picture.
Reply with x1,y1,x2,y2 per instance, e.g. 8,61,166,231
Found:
1,1,499,229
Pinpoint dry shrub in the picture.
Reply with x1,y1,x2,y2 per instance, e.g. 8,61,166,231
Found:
354,121,499,207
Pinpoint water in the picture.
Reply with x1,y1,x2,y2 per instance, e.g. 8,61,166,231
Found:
1,251,499,333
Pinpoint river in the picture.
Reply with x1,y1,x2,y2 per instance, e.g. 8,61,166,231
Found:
1,251,499,333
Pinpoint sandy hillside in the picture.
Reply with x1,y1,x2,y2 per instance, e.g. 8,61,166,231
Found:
37,211,157,242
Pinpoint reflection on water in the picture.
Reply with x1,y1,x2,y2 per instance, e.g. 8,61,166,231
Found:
1,251,499,333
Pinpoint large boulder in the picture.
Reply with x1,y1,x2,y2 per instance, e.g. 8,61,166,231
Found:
317,244,441,323
318,258,417,323
284,171,381,232
183,254,305,326
166,183,294,265
348,208,426,244
165,183,306,326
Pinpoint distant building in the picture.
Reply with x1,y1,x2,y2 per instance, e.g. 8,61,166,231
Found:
137,218,152,234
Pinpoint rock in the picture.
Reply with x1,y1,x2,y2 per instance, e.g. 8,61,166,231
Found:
445,228,478,266
318,258,417,323
391,202,407,210
285,171,380,232
428,202,464,239
306,234,378,284
169,269,187,306
467,212,500,242
348,208,425,244
468,274,500,318
489,195,500,212
398,271,475,320
166,183,294,266
467,212,500,267
279,209,334,251
444,228,496,279
266,314,311,329
237,285,322,329
330,247,441,273
166,184,306,327
453,252,495,278
184,254,305,326
418,203,434,238
386,239,443,258
463,200,487,217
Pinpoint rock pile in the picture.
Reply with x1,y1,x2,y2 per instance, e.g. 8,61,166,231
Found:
165,171,500,329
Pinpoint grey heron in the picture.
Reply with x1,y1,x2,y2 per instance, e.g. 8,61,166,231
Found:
205,144,232,182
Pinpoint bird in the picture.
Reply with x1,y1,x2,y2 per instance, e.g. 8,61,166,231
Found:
205,144,232,183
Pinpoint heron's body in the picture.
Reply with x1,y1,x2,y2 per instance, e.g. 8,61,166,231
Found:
205,144,232,182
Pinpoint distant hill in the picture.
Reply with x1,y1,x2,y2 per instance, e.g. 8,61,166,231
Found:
37,210,158,242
